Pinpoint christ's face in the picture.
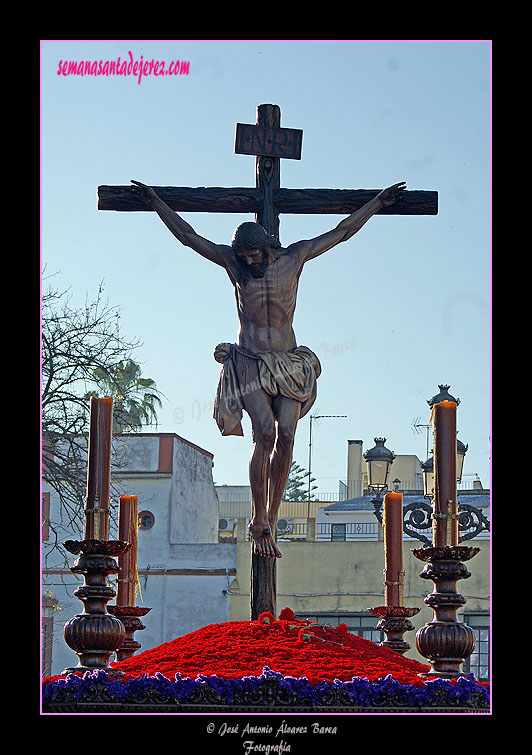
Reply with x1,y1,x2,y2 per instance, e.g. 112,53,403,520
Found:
236,248,269,280
238,248,263,266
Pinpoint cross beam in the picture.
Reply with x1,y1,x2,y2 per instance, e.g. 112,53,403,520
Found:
98,103,438,243
97,184,437,216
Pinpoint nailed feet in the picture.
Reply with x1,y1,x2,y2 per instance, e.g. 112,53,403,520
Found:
248,520,282,559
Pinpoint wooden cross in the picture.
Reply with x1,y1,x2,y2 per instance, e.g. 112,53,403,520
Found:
98,103,437,242
97,104,437,620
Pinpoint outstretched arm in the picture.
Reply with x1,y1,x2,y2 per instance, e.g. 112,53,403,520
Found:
131,180,232,267
288,182,406,263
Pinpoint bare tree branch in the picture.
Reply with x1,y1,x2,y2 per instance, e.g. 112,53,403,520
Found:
41,281,161,563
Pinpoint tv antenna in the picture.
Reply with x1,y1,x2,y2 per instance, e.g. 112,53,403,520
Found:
411,416,431,459
308,413,347,516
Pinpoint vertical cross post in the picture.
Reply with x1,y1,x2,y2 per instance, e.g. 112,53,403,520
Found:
251,546,277,620
252,105,279,619
237,103,303,619
235,103,303,243
255,103,281,239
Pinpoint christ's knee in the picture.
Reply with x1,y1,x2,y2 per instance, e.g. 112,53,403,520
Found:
276,424,296,455
253,420,276,451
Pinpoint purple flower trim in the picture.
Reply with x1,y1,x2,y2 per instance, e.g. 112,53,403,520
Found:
42,667,489,709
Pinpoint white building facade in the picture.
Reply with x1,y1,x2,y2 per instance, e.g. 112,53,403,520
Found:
42,433,236,677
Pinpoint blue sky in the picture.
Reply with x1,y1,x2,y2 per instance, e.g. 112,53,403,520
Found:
41,40,491,493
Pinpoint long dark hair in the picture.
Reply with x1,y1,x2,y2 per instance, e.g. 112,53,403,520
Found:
232,222,281,284
231,222,281,253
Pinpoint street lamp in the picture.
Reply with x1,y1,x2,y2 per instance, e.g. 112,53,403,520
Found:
406,385,489,547
364,437,396,523
364,437,396,490
421,454,434,499
420,434,467,500
456,436,468,484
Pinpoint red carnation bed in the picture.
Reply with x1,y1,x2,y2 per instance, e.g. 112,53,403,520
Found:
42,609,489,712
108,609,431,685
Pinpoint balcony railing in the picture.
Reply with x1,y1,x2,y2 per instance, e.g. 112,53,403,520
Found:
317,522,379,541
221,513,489,545
239,520,380,542
244,521,309,541
218,499,324,520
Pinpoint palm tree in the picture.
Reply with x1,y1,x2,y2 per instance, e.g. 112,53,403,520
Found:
86,360,164,433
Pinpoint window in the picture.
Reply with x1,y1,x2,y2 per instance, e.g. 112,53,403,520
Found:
331,523,346,541
42,492,50,541
295,612,383,643
461,613,489,681
139,510,155,530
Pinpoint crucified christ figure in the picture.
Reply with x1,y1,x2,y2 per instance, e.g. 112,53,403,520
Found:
131,179,406,559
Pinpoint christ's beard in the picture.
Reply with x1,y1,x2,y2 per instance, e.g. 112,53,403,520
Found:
236,251,269,284
249,260,269,278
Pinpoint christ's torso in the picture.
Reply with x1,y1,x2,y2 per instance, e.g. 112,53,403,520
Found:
226,249,304,353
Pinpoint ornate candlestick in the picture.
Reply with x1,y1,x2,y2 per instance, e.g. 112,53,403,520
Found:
412,544,479,677
106,493,152,661
368,605,420,654
62,538,129,676
369,488,420,654
108,605,152,661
